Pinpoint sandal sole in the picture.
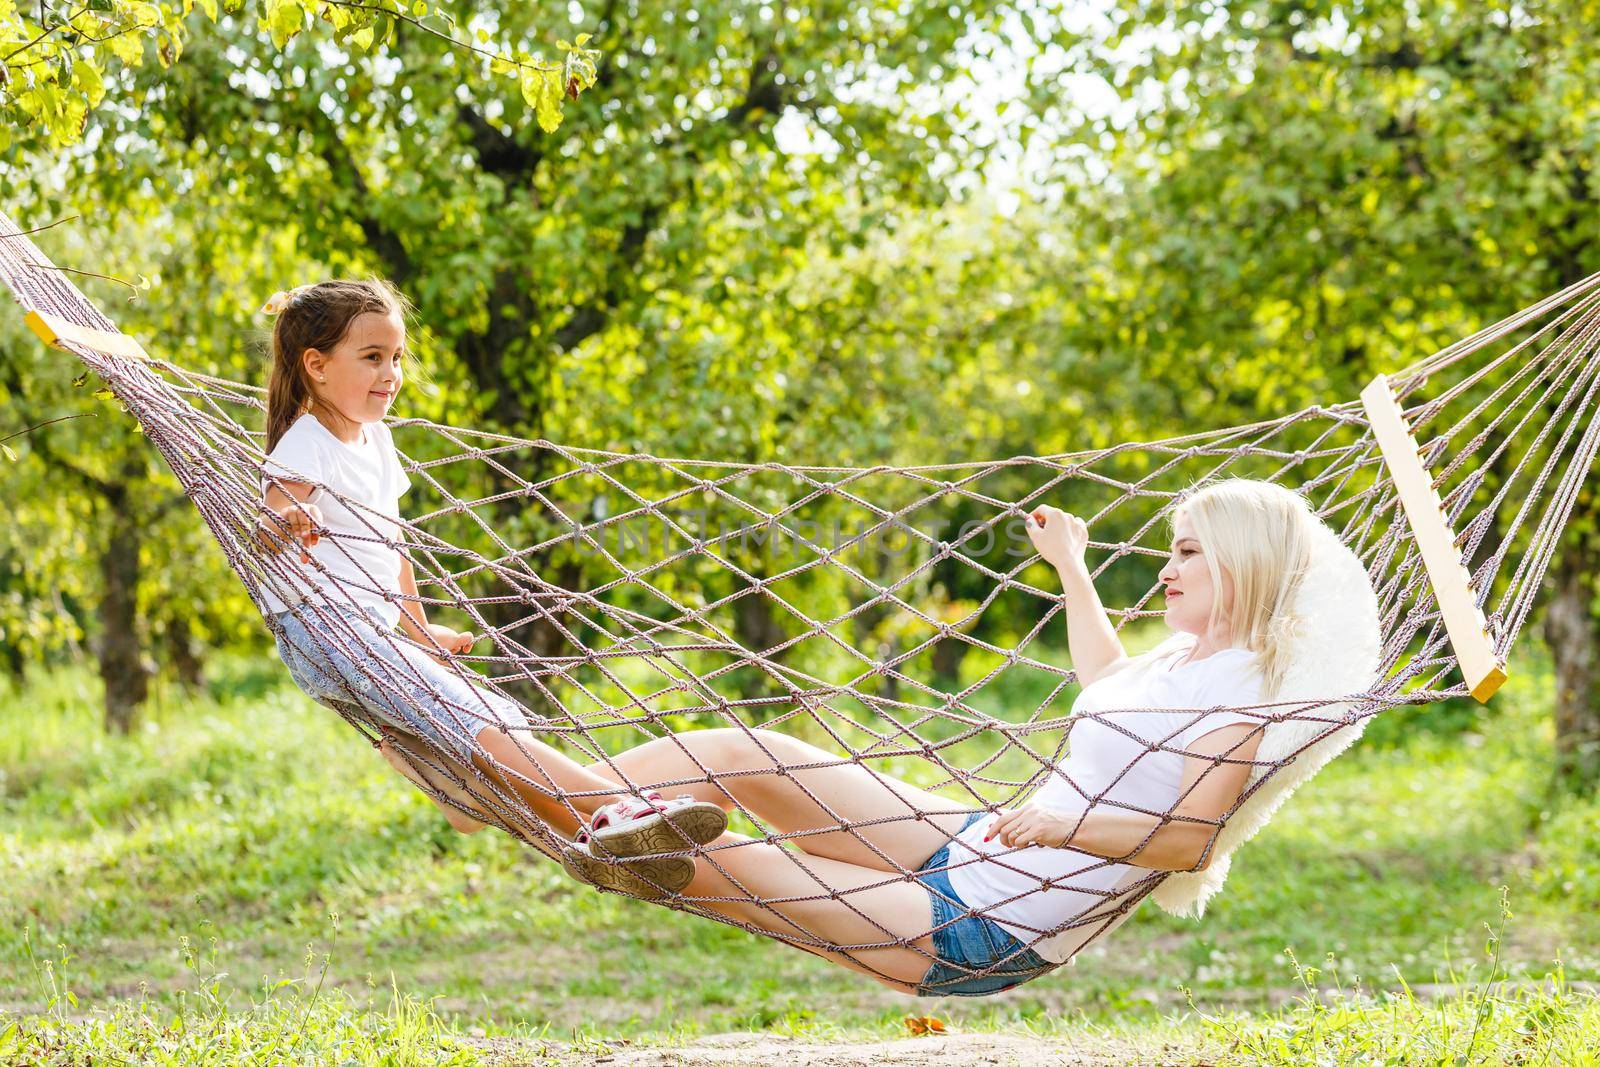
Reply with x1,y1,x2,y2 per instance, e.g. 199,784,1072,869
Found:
561,847,695,900
589,803,727,857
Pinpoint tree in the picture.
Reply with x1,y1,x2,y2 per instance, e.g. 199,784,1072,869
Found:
2,2,1084,725
0,200,300,730
26,2,1058,680
1,0,596,151
1040,0,1600,787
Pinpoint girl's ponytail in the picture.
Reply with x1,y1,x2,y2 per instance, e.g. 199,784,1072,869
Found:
262,279,410,452
265,310,312,452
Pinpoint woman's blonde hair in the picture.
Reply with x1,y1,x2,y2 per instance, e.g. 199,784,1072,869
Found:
1169,477,1317,699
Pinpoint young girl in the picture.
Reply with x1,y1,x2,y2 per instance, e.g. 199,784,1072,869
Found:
254,279,730,848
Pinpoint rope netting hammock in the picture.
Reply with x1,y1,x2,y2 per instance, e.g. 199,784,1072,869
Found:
6,206,1600,992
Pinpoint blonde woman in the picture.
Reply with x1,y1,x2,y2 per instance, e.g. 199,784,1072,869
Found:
352,479,1365,997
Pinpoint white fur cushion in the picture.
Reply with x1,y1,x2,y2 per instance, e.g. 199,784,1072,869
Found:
1150,521,1383,918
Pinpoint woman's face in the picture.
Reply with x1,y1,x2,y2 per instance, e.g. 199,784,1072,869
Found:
1159,512,1232,641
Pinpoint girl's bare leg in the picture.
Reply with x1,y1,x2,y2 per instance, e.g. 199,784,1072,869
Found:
592,728,977,874
379,736,490,833
470,729,651,836
386,725,976,883
377,729,623,840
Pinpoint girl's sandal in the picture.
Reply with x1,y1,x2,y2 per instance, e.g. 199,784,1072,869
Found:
580,791,728,856
560,841,696,900
560,791,728,900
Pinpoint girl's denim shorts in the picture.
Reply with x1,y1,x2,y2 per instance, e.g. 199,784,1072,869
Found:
911,811,1053,997
269,602,530,764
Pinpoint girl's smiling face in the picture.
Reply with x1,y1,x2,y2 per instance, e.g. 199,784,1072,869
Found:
1159,512,1233,643
302,310,405,435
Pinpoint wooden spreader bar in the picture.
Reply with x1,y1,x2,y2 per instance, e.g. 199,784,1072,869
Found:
25,309,149,361
1360,374,1507,702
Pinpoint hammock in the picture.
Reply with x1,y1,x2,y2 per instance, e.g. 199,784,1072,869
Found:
5,207,1600,992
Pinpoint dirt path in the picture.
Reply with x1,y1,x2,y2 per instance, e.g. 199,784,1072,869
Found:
472,1032,1219,1066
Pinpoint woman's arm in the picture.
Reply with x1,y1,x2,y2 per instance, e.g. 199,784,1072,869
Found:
1026,506,1127,686
986,723,1265,871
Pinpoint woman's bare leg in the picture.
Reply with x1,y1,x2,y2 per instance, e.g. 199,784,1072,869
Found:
379,725,948,991
389,724,961,989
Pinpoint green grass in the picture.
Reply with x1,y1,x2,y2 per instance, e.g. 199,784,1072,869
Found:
2,649,1599,1062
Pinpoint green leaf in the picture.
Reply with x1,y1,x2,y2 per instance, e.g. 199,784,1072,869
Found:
105,28,144,65
73,59,106,108
521,69,562,133
264,0,305,48
1,443,16,462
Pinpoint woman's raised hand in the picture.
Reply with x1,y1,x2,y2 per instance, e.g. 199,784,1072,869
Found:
1024,505,1089,572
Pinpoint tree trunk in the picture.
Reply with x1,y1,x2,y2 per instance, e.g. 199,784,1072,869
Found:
932,635,969,685
1545,525,1600,791
0,632,22,682
98,512,150,733
733,589,790,700
166,614,205,691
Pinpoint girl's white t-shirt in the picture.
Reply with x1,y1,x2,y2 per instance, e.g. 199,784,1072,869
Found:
945,640,1266,963
260,413,411,628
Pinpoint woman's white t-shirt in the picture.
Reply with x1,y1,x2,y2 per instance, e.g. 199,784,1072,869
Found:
260,413,411,629
945,641,1266,963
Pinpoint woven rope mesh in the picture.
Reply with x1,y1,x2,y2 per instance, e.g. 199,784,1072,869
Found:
6,208,1600,990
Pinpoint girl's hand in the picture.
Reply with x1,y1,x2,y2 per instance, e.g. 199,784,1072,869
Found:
425,623,477,656
1024,505,1089,572
260,501,324,563
984,805,1077,849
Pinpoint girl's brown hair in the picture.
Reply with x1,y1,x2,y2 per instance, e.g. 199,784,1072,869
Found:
265,279,410,451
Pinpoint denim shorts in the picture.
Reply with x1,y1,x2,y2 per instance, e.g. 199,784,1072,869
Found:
270,603,533,764
911,811,1053,997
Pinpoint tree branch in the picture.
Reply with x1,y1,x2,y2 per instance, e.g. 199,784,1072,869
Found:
456,102,544,185
25,426,118,499
0,354,112,495
545,47,790,355
2,2,90,64
308,108,417,284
